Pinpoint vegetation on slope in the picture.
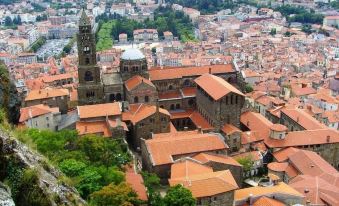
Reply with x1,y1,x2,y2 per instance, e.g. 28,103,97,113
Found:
15,128,132,202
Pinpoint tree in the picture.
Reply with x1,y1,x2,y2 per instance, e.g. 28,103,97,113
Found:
90,182,139,206
244,84,253,93
270,28,276,36
76,168,102,198
4,16,12,26
163,185,196,206
236,155,254,173
59,159,87,177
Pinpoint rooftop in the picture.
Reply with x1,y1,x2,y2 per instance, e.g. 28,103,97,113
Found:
121,48,145,60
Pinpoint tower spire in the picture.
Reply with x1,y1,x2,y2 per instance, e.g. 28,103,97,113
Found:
79,9,90,26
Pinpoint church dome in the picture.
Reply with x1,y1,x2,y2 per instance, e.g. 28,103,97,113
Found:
121,48,145,60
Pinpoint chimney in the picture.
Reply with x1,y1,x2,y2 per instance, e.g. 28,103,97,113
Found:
326,135,330,143
248,194,254,206
197,126,202,133
156,99,159,113
209,67,212,74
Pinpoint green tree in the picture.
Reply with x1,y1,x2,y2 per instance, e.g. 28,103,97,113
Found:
90,182,139,206
244,84,253,93
236,155,254,173
270,28,276,36
4,16,12,26
77,168,102,198
59,159,87,177
163,185,196,206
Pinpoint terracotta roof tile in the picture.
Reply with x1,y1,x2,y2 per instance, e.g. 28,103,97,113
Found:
126,172,148,201
251,196,285,206
273,147,300,162
189,111,213,130
77,102,121,119
232,151,262,161
25,88,69,101
281,108,326,130
122,103,170,124
234,182,304,203
146,131,228,166
19,104,59,122
125,75,155,91
265,129,339,148
268,162,288,172
169,170,238,198
195,74,244,101
240,111,273,140
76,121,112,137
193,153,242,167
170,158,213,179
149,64,234,81
222,124,241,135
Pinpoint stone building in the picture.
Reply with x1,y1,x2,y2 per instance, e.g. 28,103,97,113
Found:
24,88,69,114
124,75,158,105
169,158,238,206
77,10,104,105
119,48,149,81
195,73,245,130
122,103,170,150
141,130,229,180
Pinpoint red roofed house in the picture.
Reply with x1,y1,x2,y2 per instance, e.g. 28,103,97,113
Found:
24,88,70,114
76,102,127,138
195,73,245,130
19,104,61,131
122,103,170,150
169,158,238,206
141,130,229,180
124,75,158,105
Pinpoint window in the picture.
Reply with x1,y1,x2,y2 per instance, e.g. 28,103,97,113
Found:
161,117,166,122
225,96,228,105
279,134,283,139
184,79,190,86
230,95,233,104
142,65,147,70
176,104,180,109
144,96,149,102
109,94,115,101
84,71,93,81
47,123,50,128
188,99,194,106
235,96,238,104
116,93,122,101
124,66,128,72
170,104,175,110
83,46,90,54
86,91,95,98
134,96,139,103
168,85,173,90
46,117,49,121
150,118,154,123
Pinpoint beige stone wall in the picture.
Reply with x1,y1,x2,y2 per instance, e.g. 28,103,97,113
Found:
25,95,69,114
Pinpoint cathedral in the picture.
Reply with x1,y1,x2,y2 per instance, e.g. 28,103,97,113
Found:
77,10,151,106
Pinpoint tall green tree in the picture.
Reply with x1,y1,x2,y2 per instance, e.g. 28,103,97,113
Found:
90,182,139,206
163,185,196,206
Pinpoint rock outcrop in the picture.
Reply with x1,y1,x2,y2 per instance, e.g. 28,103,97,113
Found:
0,129,87,206
0,182,15,206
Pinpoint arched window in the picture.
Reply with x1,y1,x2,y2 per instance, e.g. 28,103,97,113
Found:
86,91,95,98
109,94,115,101
84,71,93,81
85,57,90,65
184,79,190,86
134,96,139,103
144,96,149,102
228,77,232,83
116,93,122,101
168,85,173,90
83,46,90,54
170,104,175,110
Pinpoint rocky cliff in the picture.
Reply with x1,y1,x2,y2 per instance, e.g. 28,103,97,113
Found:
0,128,86,206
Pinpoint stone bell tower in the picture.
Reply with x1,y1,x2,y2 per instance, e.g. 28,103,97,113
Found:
77,9,104,105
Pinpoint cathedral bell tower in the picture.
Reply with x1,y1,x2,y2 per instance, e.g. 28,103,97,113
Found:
77,10,104,105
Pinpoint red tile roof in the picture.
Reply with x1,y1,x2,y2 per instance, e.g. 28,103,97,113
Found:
281,108,326,130
240,111,273,140
149,64,234,81
76,121,112,137
195,74,244,101
193,153,242,167
170,158,213,179
221,124,241,135
169,170,238,198
19,104,59,122
125,75,155,91
272,147,300,162
265,129,339,148
126,172,148,201
145,131,228,166
25,88,69,101
122,103,170,124
77,102,121,119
